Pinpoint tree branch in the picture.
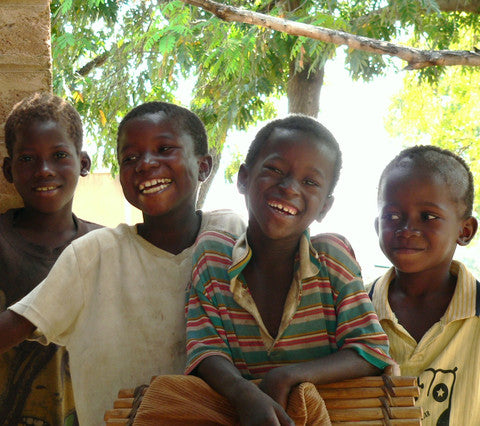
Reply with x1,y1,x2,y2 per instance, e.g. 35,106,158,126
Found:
77,51,110,76
436,0,480,13
353,0,480,27
179,0,480,69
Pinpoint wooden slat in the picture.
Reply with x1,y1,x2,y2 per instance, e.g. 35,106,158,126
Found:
104,408,131,421
324,396,414,409
329,406,422,422
114,398,134,408
319,376,416,389
332,421,421,426
318,386,419,399
118,388,135,398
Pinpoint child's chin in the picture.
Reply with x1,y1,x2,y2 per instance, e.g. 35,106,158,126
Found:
394,263,425,274
30,201,69,214
139,203,175,217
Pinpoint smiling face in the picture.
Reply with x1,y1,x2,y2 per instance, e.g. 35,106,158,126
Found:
2,119,89,215
118,112,211,219
238,128,335,243
375,164,476,275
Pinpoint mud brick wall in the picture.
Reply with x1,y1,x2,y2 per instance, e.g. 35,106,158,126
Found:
0,0,52,212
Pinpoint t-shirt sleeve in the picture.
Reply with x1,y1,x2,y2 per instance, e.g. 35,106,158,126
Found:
8,242,85,347
201,210,246,238
335,277,393,369
314,234,393,369
185,233,235,374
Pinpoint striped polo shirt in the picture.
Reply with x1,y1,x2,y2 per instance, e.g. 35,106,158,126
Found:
185,230,391,378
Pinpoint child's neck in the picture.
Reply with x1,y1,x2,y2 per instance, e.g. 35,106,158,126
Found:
246,228,300,268
139,208,202,255
389,264,457,342
243,229,300,338
393,265,455,297
13,206,77,248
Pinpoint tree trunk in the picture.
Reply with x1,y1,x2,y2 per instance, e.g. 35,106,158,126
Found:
287,62,324,117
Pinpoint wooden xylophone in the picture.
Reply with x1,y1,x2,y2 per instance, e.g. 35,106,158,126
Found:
105,375,422,425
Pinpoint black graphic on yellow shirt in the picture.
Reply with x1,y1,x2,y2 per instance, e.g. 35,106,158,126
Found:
0,340,78,426
418,367,457,426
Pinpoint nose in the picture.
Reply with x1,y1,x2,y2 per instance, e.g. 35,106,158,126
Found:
34,159,55,178
395,220,421,238
278,175,301,195
135,152,160,172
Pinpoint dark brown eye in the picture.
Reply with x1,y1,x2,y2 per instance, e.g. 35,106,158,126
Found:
303,178,319,187
55,152,68,159
122,154,138,164
266,166,282,174
382,213,400,221
422,212,437,221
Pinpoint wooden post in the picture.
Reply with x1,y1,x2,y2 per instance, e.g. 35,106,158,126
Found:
0,0,52,212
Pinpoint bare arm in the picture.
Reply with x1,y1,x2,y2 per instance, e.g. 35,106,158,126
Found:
0,310,35,353
260,349,382,407
196,355,294,426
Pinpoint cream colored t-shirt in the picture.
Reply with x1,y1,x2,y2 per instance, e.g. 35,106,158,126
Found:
10,210,245,426
369,261,480,426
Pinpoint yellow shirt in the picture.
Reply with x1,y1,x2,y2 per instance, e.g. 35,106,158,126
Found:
369,261,480,426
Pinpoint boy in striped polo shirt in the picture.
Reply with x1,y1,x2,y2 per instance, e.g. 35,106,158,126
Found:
184,116,392,424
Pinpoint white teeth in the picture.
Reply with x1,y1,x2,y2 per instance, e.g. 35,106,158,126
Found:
139,178,172,193
268,201,298,215
35,186,56,192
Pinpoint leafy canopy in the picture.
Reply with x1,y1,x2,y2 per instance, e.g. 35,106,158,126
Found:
51,0,480,183
386,28,480,214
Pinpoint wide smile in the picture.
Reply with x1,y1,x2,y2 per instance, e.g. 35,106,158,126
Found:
138,178,172,194
33,185,60,193
268,201,299,216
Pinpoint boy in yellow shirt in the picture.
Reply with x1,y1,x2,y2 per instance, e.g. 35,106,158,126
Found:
369,145,479,425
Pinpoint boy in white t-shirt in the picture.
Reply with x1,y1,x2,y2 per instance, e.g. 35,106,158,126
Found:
0,102,245,425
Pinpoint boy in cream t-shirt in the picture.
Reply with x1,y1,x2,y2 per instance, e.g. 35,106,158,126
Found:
0,102,244,425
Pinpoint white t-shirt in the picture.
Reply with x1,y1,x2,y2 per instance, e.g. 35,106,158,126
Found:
10,210,245,426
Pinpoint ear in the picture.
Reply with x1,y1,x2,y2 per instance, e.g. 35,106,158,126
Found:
374,217,380,235
316,195,334,222
80,151,91,177
197,154,212,182
236,164,248,195
2,157,13,183
457,216,478,246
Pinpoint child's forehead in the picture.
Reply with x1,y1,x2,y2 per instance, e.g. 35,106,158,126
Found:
382,165,441,190
120,113,187,140
16,120,74,146
257,128,334,167
117,113,195,153
384,161,441,185
380,165,459,206
264,128,328,153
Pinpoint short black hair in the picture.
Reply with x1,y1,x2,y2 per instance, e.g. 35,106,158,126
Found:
117,102,208,156
5,93,83,156
379,145,474,218
244,115,342,194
